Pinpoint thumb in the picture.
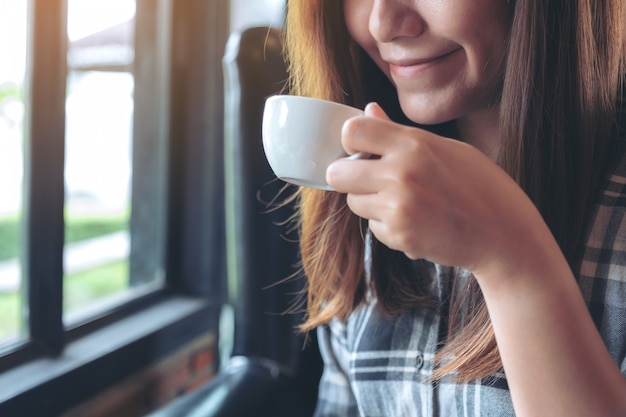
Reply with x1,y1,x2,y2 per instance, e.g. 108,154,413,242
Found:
364,102,391,120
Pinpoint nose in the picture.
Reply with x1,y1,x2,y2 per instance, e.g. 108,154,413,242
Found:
369,0,425,43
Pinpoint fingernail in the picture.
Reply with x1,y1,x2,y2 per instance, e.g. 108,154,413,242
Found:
364,102,378,116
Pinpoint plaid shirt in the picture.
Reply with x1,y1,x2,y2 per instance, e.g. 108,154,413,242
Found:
313,148,626,417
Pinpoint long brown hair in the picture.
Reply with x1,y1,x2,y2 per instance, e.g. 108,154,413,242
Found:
285,0,626,381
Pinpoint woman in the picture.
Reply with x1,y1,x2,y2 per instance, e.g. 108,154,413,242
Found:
284,0,626,416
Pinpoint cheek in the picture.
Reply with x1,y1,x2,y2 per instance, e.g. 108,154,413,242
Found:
343,0,374,51
343,0,390,78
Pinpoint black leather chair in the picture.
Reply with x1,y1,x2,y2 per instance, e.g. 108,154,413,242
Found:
147,26,322,417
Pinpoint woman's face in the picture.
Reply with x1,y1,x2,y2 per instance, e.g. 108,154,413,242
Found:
344,0,510,126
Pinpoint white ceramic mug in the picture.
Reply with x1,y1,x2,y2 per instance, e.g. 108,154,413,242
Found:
262,95,364,190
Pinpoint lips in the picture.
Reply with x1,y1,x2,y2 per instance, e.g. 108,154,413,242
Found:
386,47,461,78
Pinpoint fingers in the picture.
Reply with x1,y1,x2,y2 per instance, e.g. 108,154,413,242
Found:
364,102,390,120
345,192,381,222
326,102,393,193
328,102,432,193
326,157,380,193
340,103,400,157
368,219,421,260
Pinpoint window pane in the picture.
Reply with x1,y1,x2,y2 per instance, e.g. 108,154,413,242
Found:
230,0,285,31
0,0,28,347
64,0,163,326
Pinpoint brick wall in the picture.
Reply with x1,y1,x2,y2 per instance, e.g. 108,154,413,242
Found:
62,332,216,417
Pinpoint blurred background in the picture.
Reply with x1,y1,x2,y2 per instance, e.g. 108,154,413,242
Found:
0,1,288,415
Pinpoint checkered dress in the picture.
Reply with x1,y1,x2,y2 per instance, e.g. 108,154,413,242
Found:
313,148,626,417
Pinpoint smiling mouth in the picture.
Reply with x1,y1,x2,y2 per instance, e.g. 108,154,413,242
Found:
388,48,461,77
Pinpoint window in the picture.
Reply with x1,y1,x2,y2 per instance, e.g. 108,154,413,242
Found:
63,0,152,327
230,0,285,31
0,0,230,414
0,0,28,348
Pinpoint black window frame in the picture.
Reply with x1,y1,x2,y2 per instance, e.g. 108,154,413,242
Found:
0,0,229,414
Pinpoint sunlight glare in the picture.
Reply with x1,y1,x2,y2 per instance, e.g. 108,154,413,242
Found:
67,0,136,41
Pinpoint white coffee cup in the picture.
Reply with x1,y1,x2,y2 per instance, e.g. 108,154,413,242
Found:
262,95,364,190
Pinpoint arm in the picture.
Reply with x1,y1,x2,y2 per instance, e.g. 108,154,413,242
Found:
327,104,626,416
475,213,626,417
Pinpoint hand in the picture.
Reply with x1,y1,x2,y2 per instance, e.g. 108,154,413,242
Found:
326,103,549,276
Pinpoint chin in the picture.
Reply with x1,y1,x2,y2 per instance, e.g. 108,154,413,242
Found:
398,96,460,126
403,108,457,127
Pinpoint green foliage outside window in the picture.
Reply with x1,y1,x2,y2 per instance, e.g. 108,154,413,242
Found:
0,213,129,341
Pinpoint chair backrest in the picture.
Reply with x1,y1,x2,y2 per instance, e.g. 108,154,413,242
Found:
146,25,322,417
222,24,321,401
